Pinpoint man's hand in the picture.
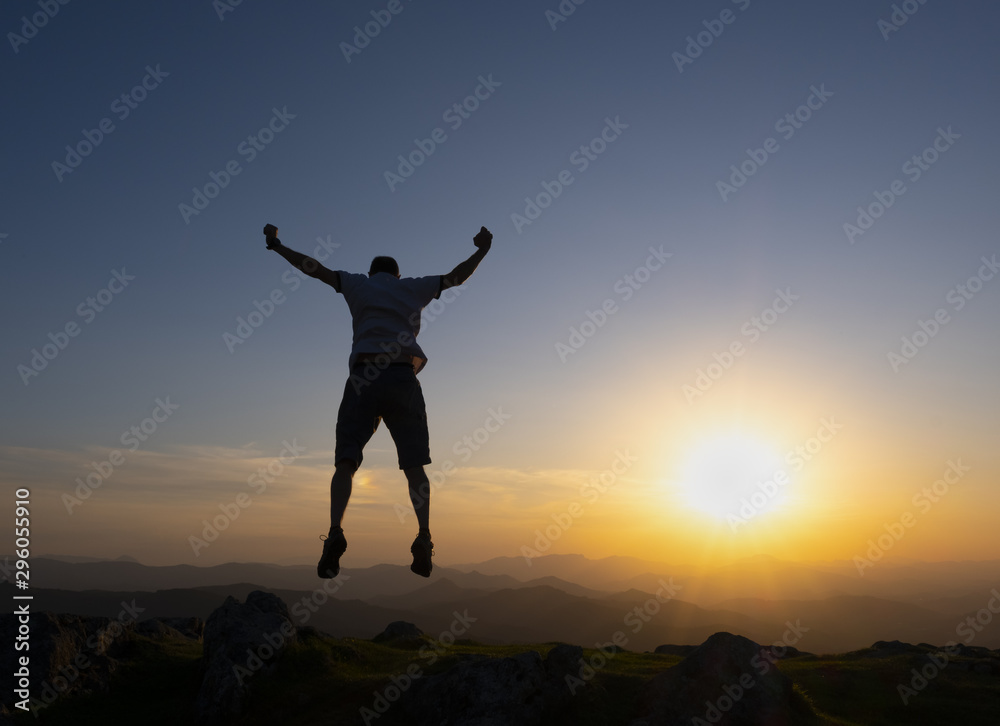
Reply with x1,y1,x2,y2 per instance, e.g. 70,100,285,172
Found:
473,226,493,250
263,223,280,250
443,227,492,291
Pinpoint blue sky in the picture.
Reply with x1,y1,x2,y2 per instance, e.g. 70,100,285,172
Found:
2,0,999,567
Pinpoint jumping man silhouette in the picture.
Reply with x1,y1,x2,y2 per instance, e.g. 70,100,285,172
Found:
263,223,492,577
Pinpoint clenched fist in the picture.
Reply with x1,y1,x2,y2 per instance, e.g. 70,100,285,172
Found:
473,226,493,249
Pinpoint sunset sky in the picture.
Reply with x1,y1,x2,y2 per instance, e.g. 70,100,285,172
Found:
2,0,998,570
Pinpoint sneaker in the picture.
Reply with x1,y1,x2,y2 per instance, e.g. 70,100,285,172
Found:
317,528,347,578
410,532,434,578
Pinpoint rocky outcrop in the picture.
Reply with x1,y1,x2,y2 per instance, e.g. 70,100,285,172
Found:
400,643,584,725
195,591,297,724
136,616,204,641
631,631,819,725
0,609,137,716
374,620,424,645
863,639,925,657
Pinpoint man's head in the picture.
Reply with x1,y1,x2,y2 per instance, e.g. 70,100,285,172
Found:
369,256,400,278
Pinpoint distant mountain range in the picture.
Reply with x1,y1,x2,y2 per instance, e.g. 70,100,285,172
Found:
4,553,998,652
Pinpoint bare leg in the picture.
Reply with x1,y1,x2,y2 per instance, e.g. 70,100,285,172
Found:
405,465,433,577
330,460,357,531
403,465,431,534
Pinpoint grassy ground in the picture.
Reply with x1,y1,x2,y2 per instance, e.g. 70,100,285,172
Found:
780,653,1000,726
12,632,999,725
13,634,203,726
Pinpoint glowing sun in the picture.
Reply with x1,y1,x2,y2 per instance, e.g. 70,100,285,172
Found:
678,432,787,520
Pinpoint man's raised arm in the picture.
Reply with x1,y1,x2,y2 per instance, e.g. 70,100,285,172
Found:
442,226,492,291
263,224,340,291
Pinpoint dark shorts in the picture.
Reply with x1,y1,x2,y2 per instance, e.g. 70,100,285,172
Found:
335,363,431,470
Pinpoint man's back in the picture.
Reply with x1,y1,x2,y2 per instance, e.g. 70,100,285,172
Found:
337,271,442,372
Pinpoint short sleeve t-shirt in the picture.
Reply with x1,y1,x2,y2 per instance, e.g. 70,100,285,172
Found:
337,271,442,373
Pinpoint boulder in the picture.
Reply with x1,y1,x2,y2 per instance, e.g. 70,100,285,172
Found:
870,640,919,654
195,591,297,724
545,643,584,677
0,610,134,715
400,643,584,725
957,644,993,659
763,644,811,660
630,631,820,725
850,640,928,659
374,621,424,645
